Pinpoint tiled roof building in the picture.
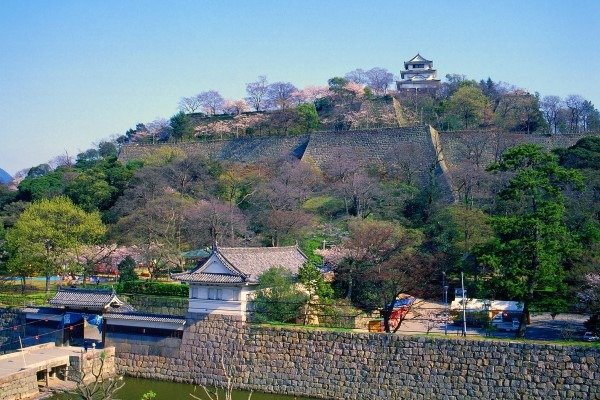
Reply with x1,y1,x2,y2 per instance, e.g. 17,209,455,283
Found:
396,53,441,91
172,245,307,319
49,287,128,312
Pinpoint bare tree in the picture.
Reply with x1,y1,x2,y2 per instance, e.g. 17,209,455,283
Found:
540,95,563,134
198,90,225,115
265,81,298,110
179,96,202,113
344,68,368,84
245,76,269,111
190,357,252,400
580,100,597,132
565,94,586,132
183,198,248,247
58,350,124,400
365,67,394,95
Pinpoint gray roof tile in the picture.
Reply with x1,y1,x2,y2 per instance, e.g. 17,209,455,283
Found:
103,312,186,325
49,288,125,309
170,272,245,283
173,246,307,284
219,246,306,281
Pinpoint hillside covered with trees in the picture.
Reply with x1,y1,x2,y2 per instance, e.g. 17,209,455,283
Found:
114,70,599,145
0,69,598,336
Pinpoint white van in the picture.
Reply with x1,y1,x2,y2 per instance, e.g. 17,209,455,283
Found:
491,314,520,332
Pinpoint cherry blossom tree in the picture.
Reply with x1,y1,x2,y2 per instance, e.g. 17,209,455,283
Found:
139,119,170,144
343,82,366,98
295,85,330,103
223,99,249,115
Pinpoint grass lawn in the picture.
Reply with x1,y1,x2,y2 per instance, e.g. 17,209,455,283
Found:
0,278,60,307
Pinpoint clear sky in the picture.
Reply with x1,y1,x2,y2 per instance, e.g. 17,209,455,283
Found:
1,1,599,175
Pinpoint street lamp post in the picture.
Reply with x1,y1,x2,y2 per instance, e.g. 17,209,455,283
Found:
444,284,449,335
442,272,449,335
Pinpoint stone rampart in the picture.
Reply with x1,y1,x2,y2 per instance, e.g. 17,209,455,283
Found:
118,128,598,204
111,315,600,400
0,368,38,400
118,134,310,164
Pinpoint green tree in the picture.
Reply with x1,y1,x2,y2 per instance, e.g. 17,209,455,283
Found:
170,111,194,142
327,77,348,92
448,86,489,129
429,205,493,297
478,144,584,337
18,169,66,201
6,196,106,292
118,256,138,283
296,103,320,132
0,220,7,273
253,266,308,323
65,170,117,212
298,261,333,300
494,92,545,133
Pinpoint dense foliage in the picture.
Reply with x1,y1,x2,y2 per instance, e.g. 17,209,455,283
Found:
1,71,599,335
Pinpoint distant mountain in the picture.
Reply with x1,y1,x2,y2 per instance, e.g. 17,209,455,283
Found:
0,167,12,184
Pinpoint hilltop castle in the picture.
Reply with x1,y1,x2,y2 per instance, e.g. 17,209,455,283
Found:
396,53,441,91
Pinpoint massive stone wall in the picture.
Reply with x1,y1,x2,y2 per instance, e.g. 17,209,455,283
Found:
118,128,598,205
118,134,310,164
438,131,593,202
110,315,600,400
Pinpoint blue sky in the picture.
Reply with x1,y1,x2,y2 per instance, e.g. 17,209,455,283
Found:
1,1,599,175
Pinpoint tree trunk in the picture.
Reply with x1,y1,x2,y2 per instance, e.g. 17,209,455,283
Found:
345,261,354,301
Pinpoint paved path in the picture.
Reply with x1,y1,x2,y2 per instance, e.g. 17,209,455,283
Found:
0,344,82,377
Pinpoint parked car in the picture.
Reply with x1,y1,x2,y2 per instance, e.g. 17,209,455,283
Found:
582,332,599,342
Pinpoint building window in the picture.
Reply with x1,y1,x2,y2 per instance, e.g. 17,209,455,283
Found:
412,63,425,69
208,288,223,300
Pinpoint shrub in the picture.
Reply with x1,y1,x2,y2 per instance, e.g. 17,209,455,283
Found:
117,281,188,297
253,267,308,323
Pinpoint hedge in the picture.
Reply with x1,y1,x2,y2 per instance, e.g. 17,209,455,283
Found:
117,281,189,297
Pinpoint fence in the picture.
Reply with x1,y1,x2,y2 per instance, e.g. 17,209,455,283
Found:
0,287,597,343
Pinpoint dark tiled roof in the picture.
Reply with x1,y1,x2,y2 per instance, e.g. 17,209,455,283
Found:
49,288,124,309
405,53,433,65
103,312,186,325
170,272,245,284
218,246,307,282
173,246,307,284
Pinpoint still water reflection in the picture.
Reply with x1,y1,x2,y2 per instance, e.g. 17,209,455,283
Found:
52,376,318,400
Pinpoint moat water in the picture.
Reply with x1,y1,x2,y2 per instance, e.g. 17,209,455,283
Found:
51,376,318,400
